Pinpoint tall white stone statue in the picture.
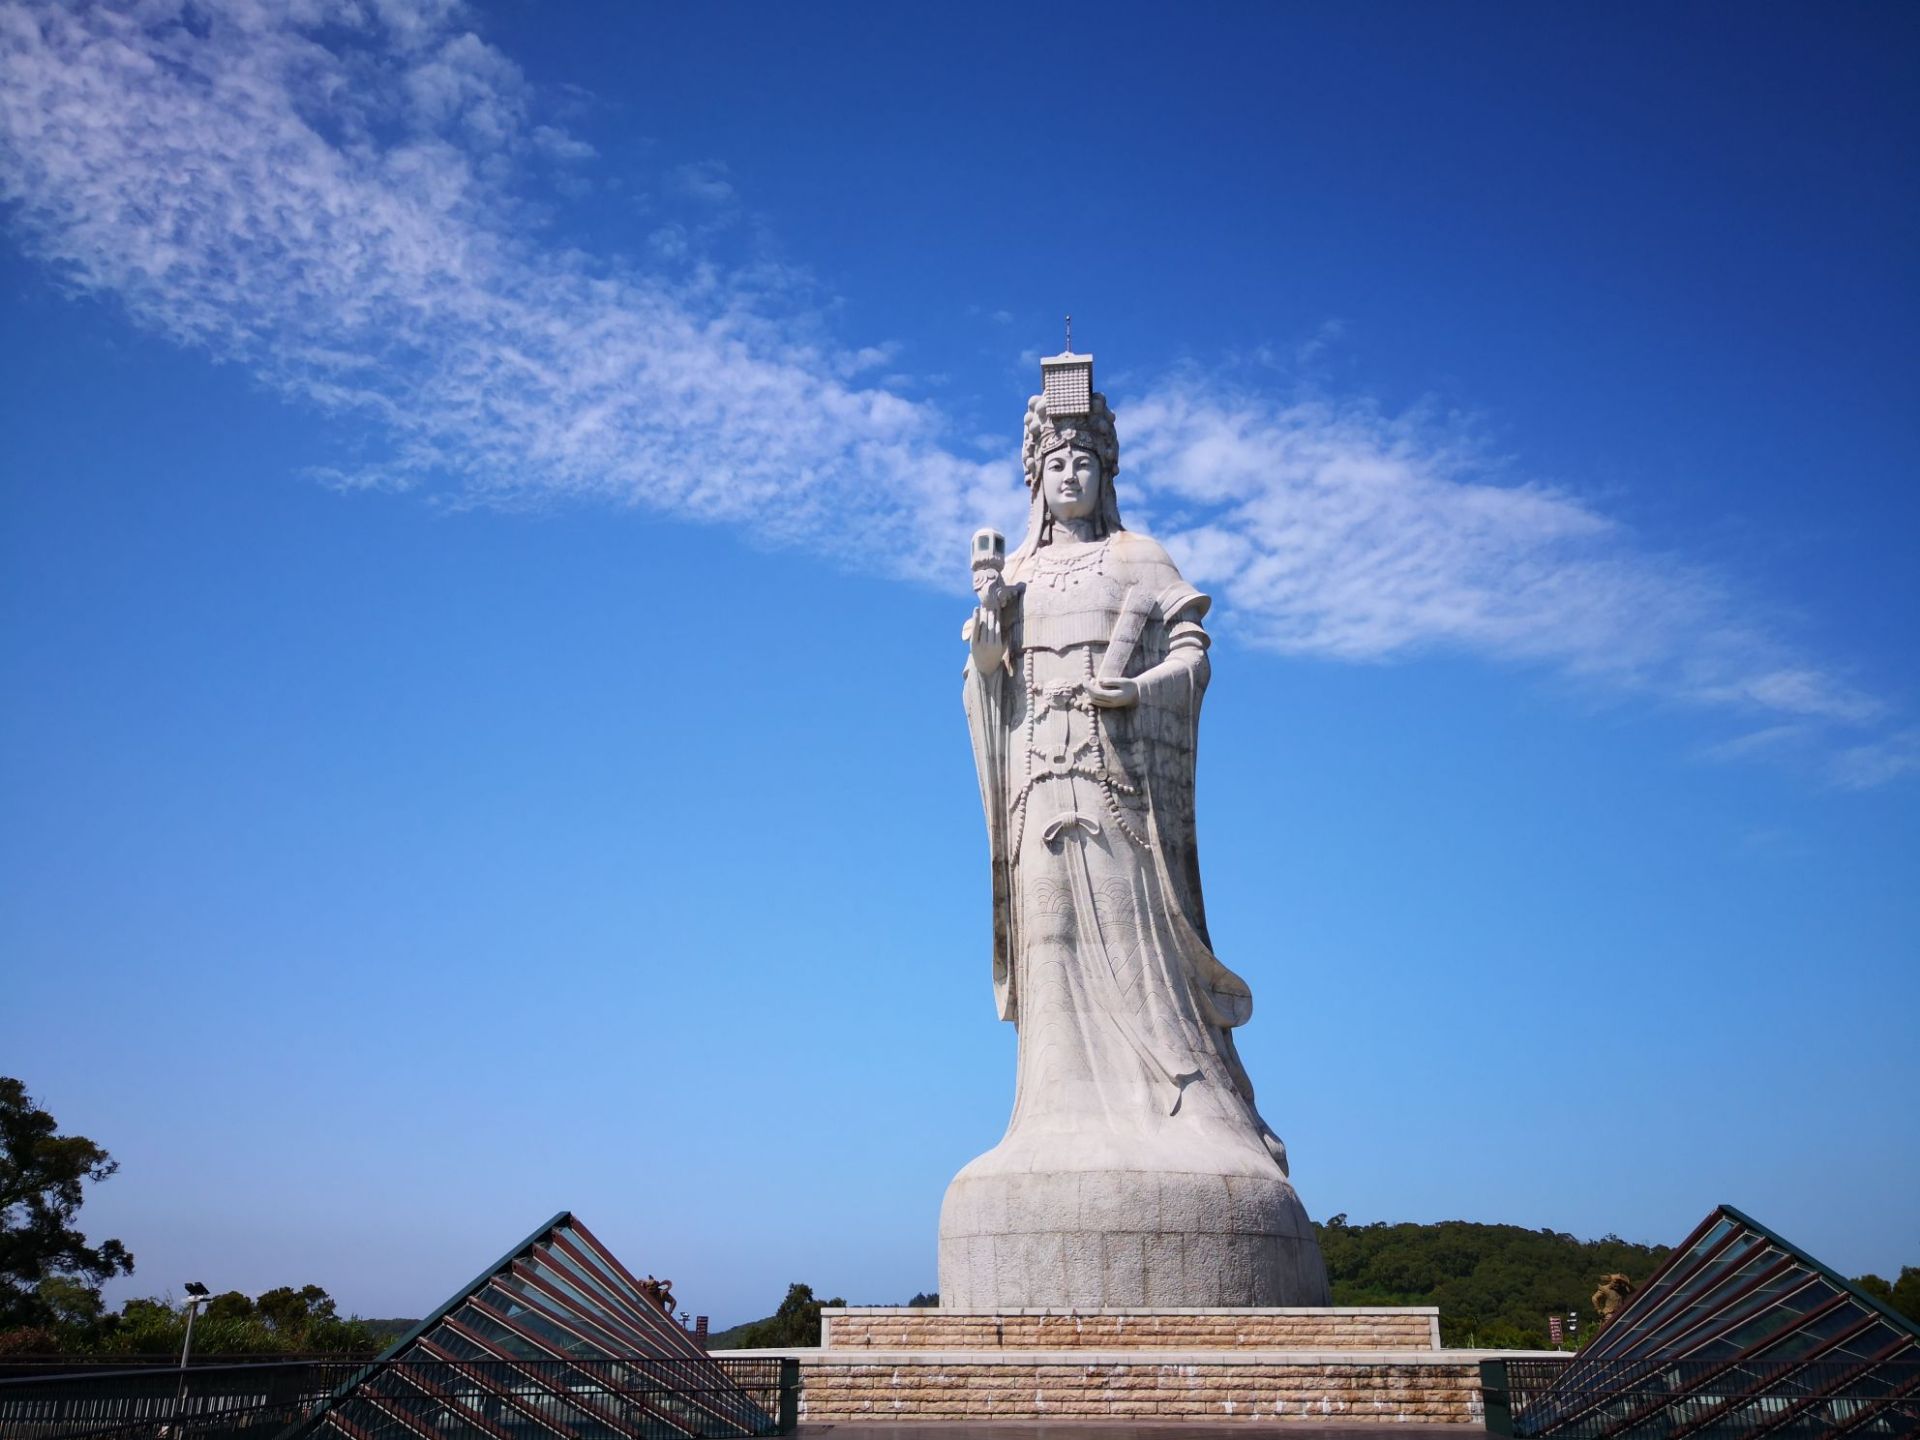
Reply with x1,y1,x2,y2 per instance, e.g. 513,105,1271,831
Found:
938,348,1332,1310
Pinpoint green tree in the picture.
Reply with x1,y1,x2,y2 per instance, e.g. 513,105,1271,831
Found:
101,1297,186,1355
203,1291,255,1323
734,1283,845,1349
90,1289,387,1359
1314,1215,1670,1349
36,1275,107,1329
1854,1268,1920,1324
0,1078,133,1327
1895,1268,1920,1324
1856,1273,1896,1305
255,1285,336,1341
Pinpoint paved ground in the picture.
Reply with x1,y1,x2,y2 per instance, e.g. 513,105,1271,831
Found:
797,1424,1482,1437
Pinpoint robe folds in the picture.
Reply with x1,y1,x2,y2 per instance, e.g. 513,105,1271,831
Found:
962,530,1290,1175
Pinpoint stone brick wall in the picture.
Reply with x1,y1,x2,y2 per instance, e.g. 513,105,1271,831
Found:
795,1355,1483,1424
822,1307,1438,1352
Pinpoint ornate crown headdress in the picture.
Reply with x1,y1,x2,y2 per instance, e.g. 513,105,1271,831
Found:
1022,345,1118,490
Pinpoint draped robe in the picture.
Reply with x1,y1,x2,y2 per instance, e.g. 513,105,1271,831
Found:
961,530,1290,1176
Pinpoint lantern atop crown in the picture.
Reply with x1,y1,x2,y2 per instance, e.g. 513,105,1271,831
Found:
1023,329,1116,490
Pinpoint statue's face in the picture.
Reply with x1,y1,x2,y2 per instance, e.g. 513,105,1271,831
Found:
1040,445,1102,523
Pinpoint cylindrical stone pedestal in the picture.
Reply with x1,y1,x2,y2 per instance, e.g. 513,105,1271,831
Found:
938,1143,1330,1308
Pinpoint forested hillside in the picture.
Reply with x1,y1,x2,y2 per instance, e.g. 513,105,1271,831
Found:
709,1218,1920,1353
1318,1214,1669,1348
707,1220,1674,1350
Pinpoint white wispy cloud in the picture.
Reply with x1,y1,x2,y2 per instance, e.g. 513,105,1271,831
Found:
1118,383,1885,725
0,0,1898,778
1829,730,1920,791
0,0,1013,581
670,159,734,204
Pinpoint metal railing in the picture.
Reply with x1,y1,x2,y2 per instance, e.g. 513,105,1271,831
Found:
1483,1356,1576,1434
0,1361,379,1381
0,1356,797,1440
1483,1356,1920,1438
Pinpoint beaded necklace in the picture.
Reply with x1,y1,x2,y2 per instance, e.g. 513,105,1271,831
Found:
1022,536,1111,590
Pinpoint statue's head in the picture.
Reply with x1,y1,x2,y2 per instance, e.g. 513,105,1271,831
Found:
1038,443,1102,523
1019,390,1124,546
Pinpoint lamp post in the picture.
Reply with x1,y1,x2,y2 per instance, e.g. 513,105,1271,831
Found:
179,1283,211,1368
173,1283,212,1428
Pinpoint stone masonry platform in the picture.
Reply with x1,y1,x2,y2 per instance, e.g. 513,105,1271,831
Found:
714,1307,1555,1424
794,1359,1482,1428
785,1349,1491,1424
797,1424,1479,1437
821,1307,1441,1352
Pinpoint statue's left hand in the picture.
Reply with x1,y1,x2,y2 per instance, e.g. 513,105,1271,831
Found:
1085,676,1139,708
968,604,1008,675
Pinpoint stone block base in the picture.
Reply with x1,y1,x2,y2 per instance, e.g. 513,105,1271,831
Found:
784,1351,1492,1424
822,1305,1440,1352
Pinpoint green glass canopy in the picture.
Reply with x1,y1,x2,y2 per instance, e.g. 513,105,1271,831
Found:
286,1212,777,1440
1499,1203,1920,1438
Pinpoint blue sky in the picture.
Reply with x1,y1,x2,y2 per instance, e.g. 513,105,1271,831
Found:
1,1,1914,1327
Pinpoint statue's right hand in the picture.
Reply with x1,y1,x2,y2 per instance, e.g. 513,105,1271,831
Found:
968,604,1007,675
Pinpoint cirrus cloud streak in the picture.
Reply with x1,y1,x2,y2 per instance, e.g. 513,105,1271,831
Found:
0,0,1895,779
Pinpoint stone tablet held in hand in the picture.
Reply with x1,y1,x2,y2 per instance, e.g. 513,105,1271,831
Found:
938,347,1332,1309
